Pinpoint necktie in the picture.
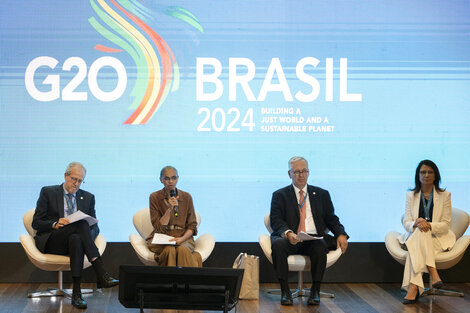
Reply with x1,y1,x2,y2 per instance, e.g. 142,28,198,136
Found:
66,194,75,216
297,190,306,234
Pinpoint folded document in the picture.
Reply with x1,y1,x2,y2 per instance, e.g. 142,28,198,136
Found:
152,233,176,245
66,210,98,226
298,231,323,241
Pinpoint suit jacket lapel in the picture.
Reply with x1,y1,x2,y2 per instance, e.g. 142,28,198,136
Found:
432,186,440,221
412,191,420,220
57,184,65,218
76,190,83,213
287,185,300,219
307,185,321,231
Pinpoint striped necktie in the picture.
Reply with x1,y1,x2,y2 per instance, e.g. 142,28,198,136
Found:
65,193,76,216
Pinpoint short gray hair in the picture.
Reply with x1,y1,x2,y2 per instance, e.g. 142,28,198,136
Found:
160,165,178,178
288,156,308,171
65,162,86,176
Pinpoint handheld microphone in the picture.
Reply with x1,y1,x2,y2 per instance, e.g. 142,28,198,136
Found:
169,189,178,217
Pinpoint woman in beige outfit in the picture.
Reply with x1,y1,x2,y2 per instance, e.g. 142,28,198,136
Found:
399,160,455,304
146,166,202,267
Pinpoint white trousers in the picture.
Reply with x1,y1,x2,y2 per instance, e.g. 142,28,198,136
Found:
402,229,444,294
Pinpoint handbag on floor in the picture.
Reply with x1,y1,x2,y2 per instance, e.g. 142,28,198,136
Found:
232,253,259,299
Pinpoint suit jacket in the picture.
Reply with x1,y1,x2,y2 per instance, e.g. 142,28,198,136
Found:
399,188,455,250
32,184,100,253
147,188,198,241
270,184,348,241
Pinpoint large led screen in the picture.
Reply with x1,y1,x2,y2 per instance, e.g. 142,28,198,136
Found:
1,0,469,242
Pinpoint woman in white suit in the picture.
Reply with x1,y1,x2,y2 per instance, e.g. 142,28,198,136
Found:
399,160,455,304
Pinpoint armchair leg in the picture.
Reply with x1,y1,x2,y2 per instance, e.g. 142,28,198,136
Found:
292,271,308,298
423,288,464,297
28,272,69,298
28,288,68,298
27,271,95,298
422,279,464,297
266,272,309,298
267,272,335,298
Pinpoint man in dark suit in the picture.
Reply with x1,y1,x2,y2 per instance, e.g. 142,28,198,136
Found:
270,156,348,306
32,162,118,309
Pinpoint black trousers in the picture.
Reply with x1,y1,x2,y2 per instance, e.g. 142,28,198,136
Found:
271,236,328,288
44,220,100,277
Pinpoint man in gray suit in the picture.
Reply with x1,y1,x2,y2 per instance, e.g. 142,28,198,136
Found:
270,156,348,306
33,162,118,309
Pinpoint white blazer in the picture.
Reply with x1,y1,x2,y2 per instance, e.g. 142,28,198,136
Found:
398,187,455,250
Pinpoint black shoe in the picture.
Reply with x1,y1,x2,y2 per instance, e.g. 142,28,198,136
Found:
280,290,293,305
403,290,419,304
71,292,87,309
432,280,443,289
97,272,119,289
307,289,320,305
92,257,119,288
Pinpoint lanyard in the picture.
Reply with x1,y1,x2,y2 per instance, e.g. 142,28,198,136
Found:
421,190,433,221
298,191,307,209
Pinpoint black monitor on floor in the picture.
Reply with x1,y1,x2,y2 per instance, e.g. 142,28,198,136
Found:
119,265,244,313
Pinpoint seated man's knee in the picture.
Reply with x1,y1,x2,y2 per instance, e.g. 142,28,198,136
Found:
73,219,89,231
68,233,82,247
311,240,328,255
271,238,290,255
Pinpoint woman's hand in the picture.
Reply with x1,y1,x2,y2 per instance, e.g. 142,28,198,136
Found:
169,237,185,245
169,229,194,245
414,218,431,232
168,196,179,208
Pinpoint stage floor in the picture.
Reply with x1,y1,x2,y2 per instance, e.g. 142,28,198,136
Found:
1,283,469,312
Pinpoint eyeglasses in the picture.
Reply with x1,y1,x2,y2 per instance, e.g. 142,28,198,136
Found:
162,176,179,181
291,169,309,176
67,175,84,184
419,170,434,175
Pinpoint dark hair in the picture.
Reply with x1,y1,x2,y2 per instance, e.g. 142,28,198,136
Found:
411,159,444,193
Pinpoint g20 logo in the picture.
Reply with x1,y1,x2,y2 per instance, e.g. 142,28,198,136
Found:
25,56,127,102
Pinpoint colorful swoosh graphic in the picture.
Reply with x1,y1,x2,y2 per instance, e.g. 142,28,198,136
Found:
88,0,202,124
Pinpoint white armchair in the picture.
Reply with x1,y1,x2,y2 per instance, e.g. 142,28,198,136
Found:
385,207,470,297
129,208,215,266
19,208,107,297
258,213,342,298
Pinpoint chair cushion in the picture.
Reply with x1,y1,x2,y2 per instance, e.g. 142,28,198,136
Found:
131,208,214,264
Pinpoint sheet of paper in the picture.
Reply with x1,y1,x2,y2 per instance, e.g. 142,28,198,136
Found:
298,231,323,241
152,233,176,245
66,210,98,226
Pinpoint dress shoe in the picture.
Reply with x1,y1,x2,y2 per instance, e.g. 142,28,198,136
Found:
96,271,119,289
280,290,293,305
71,292,87,309
403,290,419,304
92,257,119,288
307,289,320,305
432,280,443,289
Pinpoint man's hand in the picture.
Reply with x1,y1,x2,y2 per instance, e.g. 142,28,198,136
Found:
286,232,301,245
337,234,348,254
55,218,70,229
